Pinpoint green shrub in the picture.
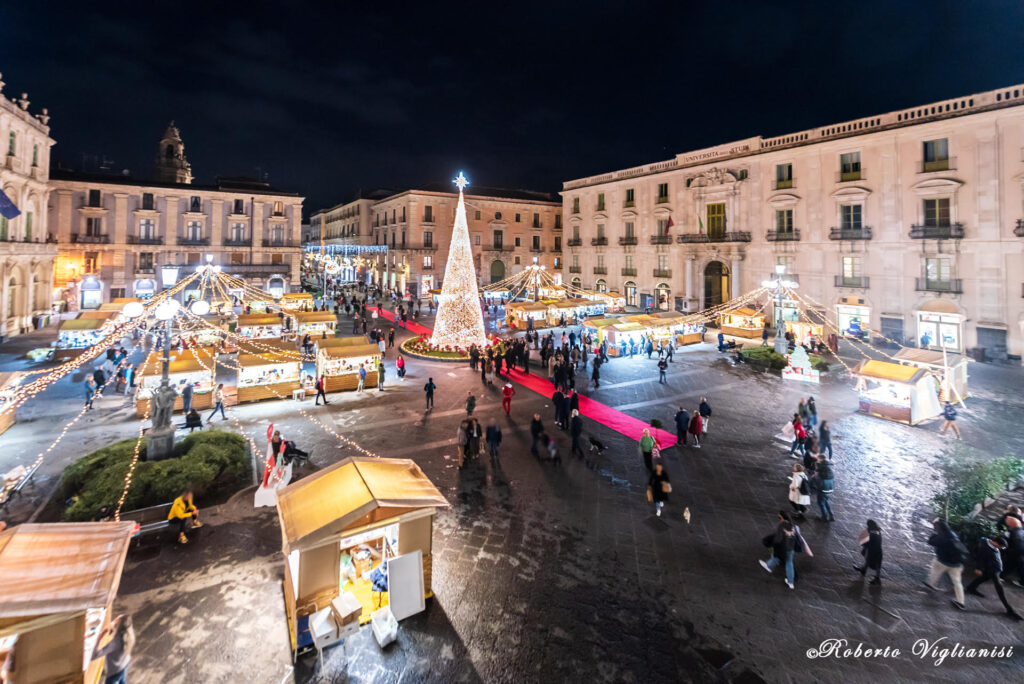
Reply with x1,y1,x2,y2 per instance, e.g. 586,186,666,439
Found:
741,347,788,370
57,429,250,522
809,354,829,372
649,418,663,430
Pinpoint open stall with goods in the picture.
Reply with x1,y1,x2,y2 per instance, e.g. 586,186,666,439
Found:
718,307,765,339
546,299,583,326
0,373,21,437
852,359,942,425
236,351,303,403
135,348,217,417
290,312,338,338
785,320,825,348
54,318,109,362
275,457,449,658
607,321,644,356
236,314,284,340
280,292,315,312
0,521,135,684
674,320,705,345
600,292,626,313
316,343,380,392
505,302,549,330
581,318,619,346
891,348,969,404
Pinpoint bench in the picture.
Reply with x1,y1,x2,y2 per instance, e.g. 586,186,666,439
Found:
119,502,176,545
0,461,41,509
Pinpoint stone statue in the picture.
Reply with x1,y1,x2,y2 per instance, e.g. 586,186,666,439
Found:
151,382,178,431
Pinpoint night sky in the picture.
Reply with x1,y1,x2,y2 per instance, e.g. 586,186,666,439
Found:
3,2,1024,215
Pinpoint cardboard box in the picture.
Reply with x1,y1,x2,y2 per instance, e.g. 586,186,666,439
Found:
331,592,362,626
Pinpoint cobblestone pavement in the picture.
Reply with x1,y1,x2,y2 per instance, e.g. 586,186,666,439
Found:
2,315,1024,683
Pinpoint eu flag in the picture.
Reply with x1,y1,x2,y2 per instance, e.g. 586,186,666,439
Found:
0,188,20,220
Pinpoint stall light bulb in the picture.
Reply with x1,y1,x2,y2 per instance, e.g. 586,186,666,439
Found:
121,301,145,319
190,300,211,316
155,299,180,321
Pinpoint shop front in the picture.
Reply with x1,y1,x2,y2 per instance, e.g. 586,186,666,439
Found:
291,312,338,339
719,307,765,339
236,314,283,340
80,278,103,309
275,457,449,657
916,300,963,352
836,296,870,339
237,352,302,403
281,292,315,312
853,359,942,425
0,372,22,436
655,284,671,311
133,279,157,299
316,342,381,392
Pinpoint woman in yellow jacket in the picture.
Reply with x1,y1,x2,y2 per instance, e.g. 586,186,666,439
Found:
168,489,203,544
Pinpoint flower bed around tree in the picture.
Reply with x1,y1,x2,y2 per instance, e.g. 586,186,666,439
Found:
401,334,506,361
54,429,251,521
740,347,829,372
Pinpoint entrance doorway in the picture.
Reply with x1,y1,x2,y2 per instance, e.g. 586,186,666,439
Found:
624,281,637,307
490,260,505,284
703,261,729,310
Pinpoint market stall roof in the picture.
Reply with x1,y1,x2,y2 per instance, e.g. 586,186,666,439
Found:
238,352,302,368
111,297,140,304
0,522,134,630
892,348,967,367
548,300,580,310
583,317,620,328
320,343,381,360
236,339,302,356
318,336,369,349
281,292,314,301
77,311,118,321
237,314,282,327
612,322,644,332
722,307,760,318
58,318,107,331
291,312,338,324
98,303,126,312
276,456,450,553
853,359,925,384
139,349,217,376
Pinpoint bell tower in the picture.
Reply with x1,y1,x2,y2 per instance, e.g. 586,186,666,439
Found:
154,121,193,184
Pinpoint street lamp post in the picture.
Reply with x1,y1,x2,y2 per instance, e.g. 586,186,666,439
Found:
762,264,799,355
147,265,181,461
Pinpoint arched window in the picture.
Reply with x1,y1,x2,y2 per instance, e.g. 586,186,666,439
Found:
656,283,671,311
571,277,582,290
595,279,607,293
165,144,174,159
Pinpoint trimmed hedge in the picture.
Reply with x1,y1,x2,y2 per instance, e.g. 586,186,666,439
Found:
741,347,830,372
56,429,250,521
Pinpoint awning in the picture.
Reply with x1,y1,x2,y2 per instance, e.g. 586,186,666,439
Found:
291,312,338,324
892,348,966,368
918,300,960,315
0,522,134,632
854,359,923,384
139,349,217,376
276,457,449,553
238,352,301,368
237,314,282,327
320,343,381,360
59,318,106,331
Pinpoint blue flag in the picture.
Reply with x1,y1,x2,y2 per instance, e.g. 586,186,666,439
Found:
0,188,20,220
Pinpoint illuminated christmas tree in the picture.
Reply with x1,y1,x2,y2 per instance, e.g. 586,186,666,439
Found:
430,172,488,349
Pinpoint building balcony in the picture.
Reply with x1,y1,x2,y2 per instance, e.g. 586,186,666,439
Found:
569,265,581,273
623,200,635,208
909,223,964,240
837,170,863,182
591,237,608,246
621,267,637,276
408,242,437,251
834,275,870,289
178,236,210,246
529,246,545,253
261,239,298,248
223,238,253,247
70,233,110,244
567,238,582,247
421,263,433,270
1014,219,1024,237
656,196,670,204
676,231,751,243
649,234,673,245
618,236,638,246
920,157,955,173
595,202,605,212
828,226,873,240
653,268,672,278
915,278,962,294
773,180,793,190
553,222,562,231
766,229,801,242
221,263,288,277
127,235,164,245
593,266,607,275
483,244,513,252
135,266,156,275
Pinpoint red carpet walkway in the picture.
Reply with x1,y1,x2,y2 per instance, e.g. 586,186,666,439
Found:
369,305,676,447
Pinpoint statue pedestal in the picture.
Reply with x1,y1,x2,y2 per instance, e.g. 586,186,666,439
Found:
147,425,177,461
774,335,789,355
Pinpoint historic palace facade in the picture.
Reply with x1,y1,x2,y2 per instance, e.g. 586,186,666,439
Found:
561,83,1024,358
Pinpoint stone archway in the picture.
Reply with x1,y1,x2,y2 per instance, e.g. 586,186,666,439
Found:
703,261,729,310
490,259,505,284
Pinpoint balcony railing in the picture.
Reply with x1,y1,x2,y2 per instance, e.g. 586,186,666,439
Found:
837,170,863,182
834,275,870,289
421,263,433,270
828,226,873,240
909,223,964,239
623,200,635,208
593,266,607,275
127,235,163,245
135,266,156,275
529,246,545,252
569,265,581,273
773,180,793,190
621,267,637,276
656,195,670,204
653,268,672,278
567,237,582,246
618,236,638,246
178,236,210,246
676,231,751,243
591,237,608,246
70,233,110,244
221,263,287,277
915,278,963,294
766,229,801,242
483,244,513,252
261,239,298,247
1014,219,1024,237
920,157,955,173
223,238,253,247
649,234,673,245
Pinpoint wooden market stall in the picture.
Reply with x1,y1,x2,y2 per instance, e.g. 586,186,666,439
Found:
290,311,338,337
607,321,644,355
236,314,284,340
135,348,217,417
785,320,825,347
546,299,582,326
316,343,380,392
236,351,303,403
852,359,942,425
0,522,135,684
280,292,315,312
505,302,549,330
581,317,619,345
0,372,22,437
601,292,626,313
56,318,108,350
275,457,450,657
891,348,969,403
718,307,765,339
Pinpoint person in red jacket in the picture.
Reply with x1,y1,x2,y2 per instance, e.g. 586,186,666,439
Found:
501,383,515,414
789,413,807,457
688,411,703,448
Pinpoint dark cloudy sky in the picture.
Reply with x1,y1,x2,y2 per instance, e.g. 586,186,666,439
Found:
3,1,1024,215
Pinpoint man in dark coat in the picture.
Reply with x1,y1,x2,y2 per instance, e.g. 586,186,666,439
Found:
1001,517,1024,587
966,537,1022,621
530,414,544,457
569,409,584,458
674,407,689,446
551,390,565,429
560,392,573,430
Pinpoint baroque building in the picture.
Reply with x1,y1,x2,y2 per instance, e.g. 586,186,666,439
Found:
0,72,57,340
561,83,1024,359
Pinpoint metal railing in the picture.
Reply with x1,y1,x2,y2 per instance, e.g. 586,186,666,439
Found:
621,267,637,276
178,236,210,246
127,235,163,245
909,223,964,239
567,237,582,246
837,170,863,182
766,229,801,242
569,265,581,273
649,234,673,244
529,246,545,252
676,231,751,243
618,236,638,246
70,234,110,244
828,226,873,240
223,238,253,247
915,278,962,294
773,179,793,190
920,157,955,173
834,275,869,289
591,237,608,246
653,268,672,278
593,266,607,275
221,263,286,276
261,239,298,247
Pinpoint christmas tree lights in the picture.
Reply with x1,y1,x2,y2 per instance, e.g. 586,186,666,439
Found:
429,172,488,350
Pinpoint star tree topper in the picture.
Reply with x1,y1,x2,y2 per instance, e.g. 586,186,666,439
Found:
453,171,469,192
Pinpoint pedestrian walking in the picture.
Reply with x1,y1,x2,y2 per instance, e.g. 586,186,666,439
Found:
698,396,711,433
357,365,367,393
688,410,703,448
315,375,329,405
456,420,469,468
639,428,656,472
485,418,502,460
123,364,135,395
552,389,565,428
570,409,584,458
530,414,544,457
854,519,884,584
590,363,600,389
396,354,406,380
818,420,833,459
760,517,798,590
90,614,135,684
789,414,806,457
84,377,96,409
657,357,668,384
388,328,395,348
378,337,386,359
807,396,818,428
377,363,386,391
1001,517,1024,587
545,433,561,464
424,377,436,410
812,453,835,521
93,366,107,390
181,382,194,413
674,407,689,447
208,383,227,421
924,519,968,610
647,461,672,517
466,391,476,416
761,327,769,346
501,382,515,414
788,463,810,518
940,401,961,439
965,536,1023,620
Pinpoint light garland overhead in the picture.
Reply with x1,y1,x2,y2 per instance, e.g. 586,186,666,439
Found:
429,172,488,349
